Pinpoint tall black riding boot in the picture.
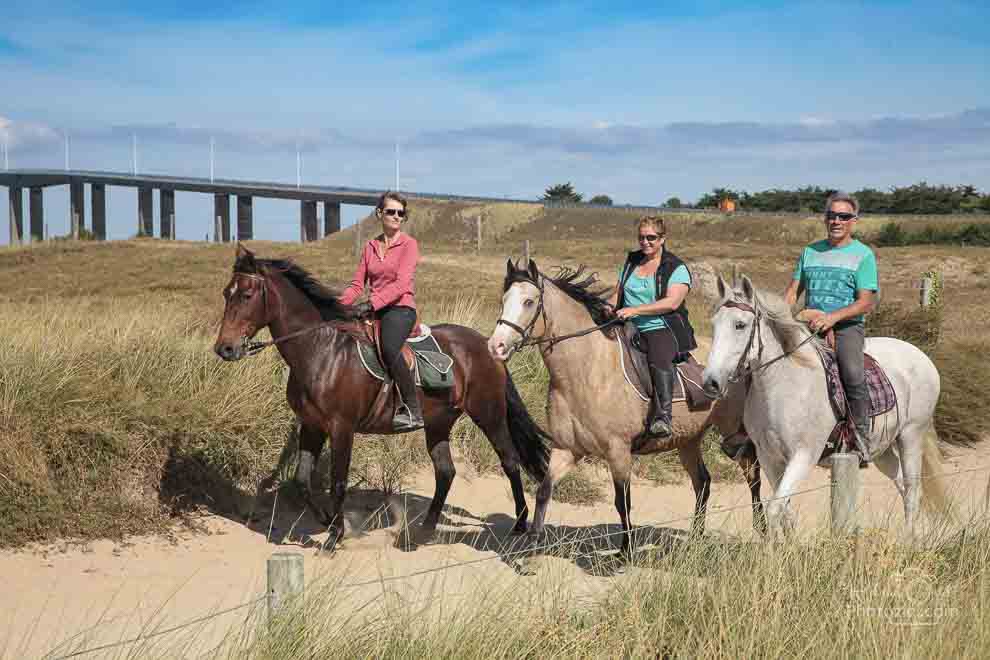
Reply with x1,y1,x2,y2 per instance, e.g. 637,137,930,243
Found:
848,394,871,468
391,357,424,433
647,366,674,438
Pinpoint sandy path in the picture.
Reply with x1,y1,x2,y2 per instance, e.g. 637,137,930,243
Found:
3,446,989,659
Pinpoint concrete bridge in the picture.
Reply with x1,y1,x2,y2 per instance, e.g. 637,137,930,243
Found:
0,169,535,245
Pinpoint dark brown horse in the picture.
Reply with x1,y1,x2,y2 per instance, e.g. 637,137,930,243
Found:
213,245,550,550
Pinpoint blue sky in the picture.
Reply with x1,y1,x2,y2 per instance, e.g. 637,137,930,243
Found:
2,1,989,242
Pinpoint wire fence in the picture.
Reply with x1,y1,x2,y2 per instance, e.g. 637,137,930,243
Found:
42,460,990,659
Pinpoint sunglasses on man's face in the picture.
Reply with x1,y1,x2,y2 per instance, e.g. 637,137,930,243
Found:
638,234,660,243
826,211,857,222
382,208,406,218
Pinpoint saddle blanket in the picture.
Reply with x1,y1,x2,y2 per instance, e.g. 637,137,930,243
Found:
819,346,897,457
356,324,455,390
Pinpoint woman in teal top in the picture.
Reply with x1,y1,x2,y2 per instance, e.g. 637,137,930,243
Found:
609,215,697,438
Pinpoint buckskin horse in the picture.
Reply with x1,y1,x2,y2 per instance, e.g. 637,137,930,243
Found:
213,245,550,550
702,274,953,538
488,259,761,558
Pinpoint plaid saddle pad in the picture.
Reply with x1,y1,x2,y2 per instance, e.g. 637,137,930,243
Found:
818,347,897,457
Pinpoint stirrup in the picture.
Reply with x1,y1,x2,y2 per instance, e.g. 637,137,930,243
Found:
392,403,424,432
647,417,672,438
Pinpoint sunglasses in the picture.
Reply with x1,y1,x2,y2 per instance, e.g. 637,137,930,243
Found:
638,234,661,243
826,211,857,222
382,208,406,218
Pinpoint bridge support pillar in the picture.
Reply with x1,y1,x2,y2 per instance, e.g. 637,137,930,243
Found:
92,184,106,240
29,187,43,242
214,193,230,242
237,195,253,241
138,187,153,237
70,181,84,239
300,200,317,242
160,189,175,239
8,186,23,245
323,200,341,236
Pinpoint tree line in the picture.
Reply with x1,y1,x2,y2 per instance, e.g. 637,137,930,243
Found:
545,182,990,214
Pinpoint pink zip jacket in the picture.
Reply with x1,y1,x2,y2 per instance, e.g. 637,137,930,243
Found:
339,232,419,311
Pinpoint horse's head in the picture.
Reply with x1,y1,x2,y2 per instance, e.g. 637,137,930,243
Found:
702,273,760,398
488,258,544,361
214,244,274,361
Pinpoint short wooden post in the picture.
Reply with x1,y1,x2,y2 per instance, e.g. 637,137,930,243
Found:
831,453,861,535
731,263,739,288
267,552,304,621
476,216,482,253
920,276,933,308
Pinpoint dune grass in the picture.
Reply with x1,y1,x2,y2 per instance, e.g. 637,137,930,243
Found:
1,204,989,548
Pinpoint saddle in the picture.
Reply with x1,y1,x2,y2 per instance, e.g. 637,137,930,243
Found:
617,322,713,412
817,345,896,460
355,319,455,390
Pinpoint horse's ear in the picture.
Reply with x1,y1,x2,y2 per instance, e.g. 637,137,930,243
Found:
740,274,755,303
716,274,728,302
506,258,515,276
527,259,539,282
234,242,257,272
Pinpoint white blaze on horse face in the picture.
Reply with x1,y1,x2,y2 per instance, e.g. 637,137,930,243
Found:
703,307,753,396
488,282,539,361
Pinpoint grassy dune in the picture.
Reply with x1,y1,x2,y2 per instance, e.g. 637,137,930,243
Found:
1,203,989,549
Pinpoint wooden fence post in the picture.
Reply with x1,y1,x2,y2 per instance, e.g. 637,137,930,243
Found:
267,552,304,622
476,216,482,253
731,263,739,288
920,276,933,308
831,453,861,535
524,239,530,265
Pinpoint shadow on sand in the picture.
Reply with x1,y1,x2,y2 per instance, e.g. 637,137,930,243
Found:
158,443,742,579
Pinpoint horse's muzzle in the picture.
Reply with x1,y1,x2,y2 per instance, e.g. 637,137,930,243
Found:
214,341,244,362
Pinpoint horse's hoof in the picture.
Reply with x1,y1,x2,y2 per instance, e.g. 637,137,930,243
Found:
511,520,529,536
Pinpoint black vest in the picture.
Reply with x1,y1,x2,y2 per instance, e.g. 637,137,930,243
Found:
617,249,698,354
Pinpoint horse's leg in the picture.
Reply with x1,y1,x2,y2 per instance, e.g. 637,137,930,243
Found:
324,429,355,549
530,448,576,537
296,423,333,527
418,416,458,540
765,450,816,538
478,418,530,534
607,448,634,558
677,438,712,536
737,448,767,536
894,423,926,538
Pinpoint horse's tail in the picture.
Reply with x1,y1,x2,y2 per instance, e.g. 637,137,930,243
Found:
504,375,551,483
920,421,956,521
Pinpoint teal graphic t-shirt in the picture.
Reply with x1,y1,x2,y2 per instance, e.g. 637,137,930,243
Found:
792,239,878,324
621,264,691,332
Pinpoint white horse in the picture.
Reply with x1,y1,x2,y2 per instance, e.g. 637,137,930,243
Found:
701,274,952,537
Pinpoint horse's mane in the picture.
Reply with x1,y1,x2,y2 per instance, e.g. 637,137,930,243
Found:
748,286,821,366
236,255,359,322
504,260,615,333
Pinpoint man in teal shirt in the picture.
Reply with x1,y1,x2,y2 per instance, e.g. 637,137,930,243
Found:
784,191,878,465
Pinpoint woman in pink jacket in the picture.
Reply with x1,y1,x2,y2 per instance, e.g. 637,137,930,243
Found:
339,191,423,432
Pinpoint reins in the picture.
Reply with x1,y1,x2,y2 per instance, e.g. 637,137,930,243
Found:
721,299,819,384
496,274,621,354
232,272,356,357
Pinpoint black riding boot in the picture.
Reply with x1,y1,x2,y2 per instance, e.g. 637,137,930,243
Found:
391,357,424,433
647,366,674,438
848,394,871,468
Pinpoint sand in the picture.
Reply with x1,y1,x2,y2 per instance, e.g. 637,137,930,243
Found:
3,445,989,659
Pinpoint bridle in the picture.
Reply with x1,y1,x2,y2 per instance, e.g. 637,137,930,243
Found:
228,271,342,357
718,298,818,385
495,275,549,356
495,274,620,357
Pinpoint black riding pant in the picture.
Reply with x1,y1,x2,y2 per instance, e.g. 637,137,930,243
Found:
378,305,417,374
835,322,868,413
642,327,677,372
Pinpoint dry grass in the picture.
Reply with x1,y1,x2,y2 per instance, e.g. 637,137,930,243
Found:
92,520,990,659
1,204,988,547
